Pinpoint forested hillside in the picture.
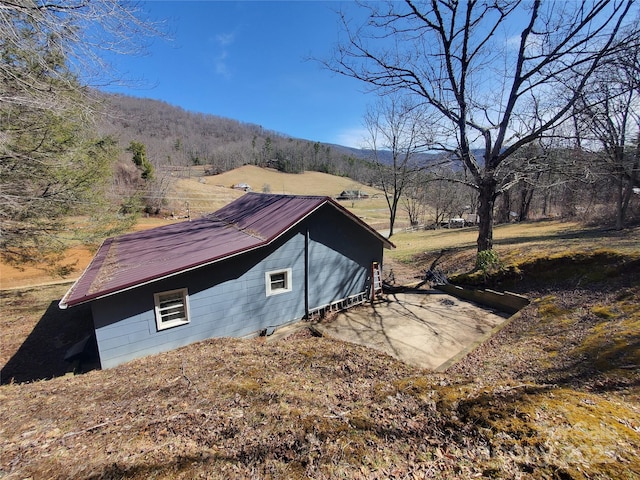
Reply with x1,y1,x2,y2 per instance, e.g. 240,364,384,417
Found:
95,92,375,181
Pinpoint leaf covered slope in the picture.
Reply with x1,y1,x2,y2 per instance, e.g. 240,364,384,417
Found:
2,225,640,479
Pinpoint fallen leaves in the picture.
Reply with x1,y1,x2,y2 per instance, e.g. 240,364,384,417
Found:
2,249,640,479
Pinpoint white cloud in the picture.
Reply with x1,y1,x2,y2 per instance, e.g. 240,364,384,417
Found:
215,51,230,77
212,32,235,78
335,127,369,149
506,34,521,49
216,32,235,46
506,30,544,56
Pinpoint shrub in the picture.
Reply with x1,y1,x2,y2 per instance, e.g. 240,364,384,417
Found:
476,249,501,273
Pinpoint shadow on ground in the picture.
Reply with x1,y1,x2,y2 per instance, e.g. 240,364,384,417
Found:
1,300,99,384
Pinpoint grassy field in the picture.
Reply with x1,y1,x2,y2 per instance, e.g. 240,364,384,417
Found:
175,165,393,228
388,220,640,261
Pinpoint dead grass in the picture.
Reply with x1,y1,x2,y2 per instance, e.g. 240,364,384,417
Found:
444,280,640,479
204,165,365,196
388,220,600,263
172,165,392,228
2,186,640,478
2,336,460,479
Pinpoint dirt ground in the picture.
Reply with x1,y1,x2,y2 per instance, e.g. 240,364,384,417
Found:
0,218,179,290
0,246,95,290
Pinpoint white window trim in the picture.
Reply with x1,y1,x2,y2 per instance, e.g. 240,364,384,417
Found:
154,288,190,331
265,268,293,296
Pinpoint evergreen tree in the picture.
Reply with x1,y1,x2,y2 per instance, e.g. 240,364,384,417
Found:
0,1,153,267
127,141,154,180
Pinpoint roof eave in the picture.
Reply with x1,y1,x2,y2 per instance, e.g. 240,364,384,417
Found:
59,237,110,310
59,239,269,309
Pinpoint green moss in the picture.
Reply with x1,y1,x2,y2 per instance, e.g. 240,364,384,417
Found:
371,376,436,402
575,287,640,372
348,411,374,430
536,390,640,474
455,387,640,478
371,381,397,401
591,305,617,319
394,376,434,397
536,296,571,320
300,414,349,440
449,271,483,284
228,379,261,395
453,249,639,289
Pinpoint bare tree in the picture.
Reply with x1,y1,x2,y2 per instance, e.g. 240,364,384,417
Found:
329,0,637,252
427,171,472,227
402,175,429,227
363,94,431,236
576,32,640,229
0,1,158,112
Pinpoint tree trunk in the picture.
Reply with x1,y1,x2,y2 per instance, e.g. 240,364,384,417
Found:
615,172,625,230
497,190,511,224
616,141,640,230
385,190,399,238
519,172,540,221
477,178,497,252
388,204,397,237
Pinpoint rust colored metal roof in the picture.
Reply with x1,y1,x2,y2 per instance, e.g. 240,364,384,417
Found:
60,193,393,308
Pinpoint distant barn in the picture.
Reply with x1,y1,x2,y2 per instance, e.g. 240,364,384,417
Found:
60,193,393,368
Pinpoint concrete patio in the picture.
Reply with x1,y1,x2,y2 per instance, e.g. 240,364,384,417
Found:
311,290,511,371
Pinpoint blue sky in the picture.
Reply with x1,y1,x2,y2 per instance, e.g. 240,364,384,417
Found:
103,1,373,148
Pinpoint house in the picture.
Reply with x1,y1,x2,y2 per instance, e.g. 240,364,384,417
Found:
337,190,369,200
59,193,394,368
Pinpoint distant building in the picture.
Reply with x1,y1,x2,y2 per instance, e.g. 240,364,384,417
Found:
463,213,479,225
60,193,393,368
337,190,369,200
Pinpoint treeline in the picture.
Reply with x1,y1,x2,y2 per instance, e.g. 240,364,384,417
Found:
95,92,376,182
399,155,640,231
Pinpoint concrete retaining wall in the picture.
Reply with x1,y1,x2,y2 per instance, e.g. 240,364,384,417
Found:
436,284,529,314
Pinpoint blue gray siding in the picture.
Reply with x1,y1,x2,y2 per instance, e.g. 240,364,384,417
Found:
92,232,307,368
91,205,385,368
306,205,382,308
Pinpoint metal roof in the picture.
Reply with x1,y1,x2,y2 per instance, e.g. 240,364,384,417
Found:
59,193,393,308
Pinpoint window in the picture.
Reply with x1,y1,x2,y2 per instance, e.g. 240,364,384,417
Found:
265,268,292,296
154,288,190,331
